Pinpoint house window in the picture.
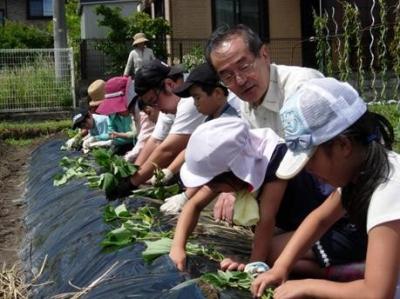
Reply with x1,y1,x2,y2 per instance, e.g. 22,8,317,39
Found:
212,0,269,42
28,0,53,19
0,9,4,26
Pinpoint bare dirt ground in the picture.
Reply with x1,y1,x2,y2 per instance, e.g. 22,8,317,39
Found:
0,139,44,266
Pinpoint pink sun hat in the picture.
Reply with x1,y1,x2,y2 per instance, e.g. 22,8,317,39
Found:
96,76,136,115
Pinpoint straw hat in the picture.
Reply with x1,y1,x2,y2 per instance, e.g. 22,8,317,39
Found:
132,32,149,46
88,79,106,107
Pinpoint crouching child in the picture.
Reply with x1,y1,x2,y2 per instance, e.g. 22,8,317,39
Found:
169,117,366,282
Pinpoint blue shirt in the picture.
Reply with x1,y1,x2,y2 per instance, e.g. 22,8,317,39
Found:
90,114,110,141
205,102,239,122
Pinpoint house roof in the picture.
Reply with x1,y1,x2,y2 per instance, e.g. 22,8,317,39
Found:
80,0,140,4
79,0,140,14
80,0,129,3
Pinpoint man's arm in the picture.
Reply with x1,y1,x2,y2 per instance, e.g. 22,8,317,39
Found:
134,136,162,166
166,150,185,174
131,133,190,186
135,112,175,165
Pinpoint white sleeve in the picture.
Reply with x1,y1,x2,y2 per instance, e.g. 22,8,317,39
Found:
367,152,400,232
227,91,241,115
281,66,324,99
170,97,206,135
151,112,175,141
123,51,134,76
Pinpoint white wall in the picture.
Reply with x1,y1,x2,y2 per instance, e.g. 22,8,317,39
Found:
81,1,140,39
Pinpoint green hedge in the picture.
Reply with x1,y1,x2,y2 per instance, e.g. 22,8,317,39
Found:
0,20,53,49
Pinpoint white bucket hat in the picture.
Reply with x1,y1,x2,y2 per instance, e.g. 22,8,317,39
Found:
132,32,149,46
180,117,282,191
276,77,367,180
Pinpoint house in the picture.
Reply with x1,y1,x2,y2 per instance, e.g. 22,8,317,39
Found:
78,0,141,80
142,0,315,67
79,0,398,82
0,0,52,27
141,0,398,69
79,0,141,39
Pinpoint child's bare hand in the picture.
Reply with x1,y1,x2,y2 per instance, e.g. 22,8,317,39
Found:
213,192,235,223
109,132,117,139
273,280,311,299
251,266,287,298
169,246,186,272
220,257,246,271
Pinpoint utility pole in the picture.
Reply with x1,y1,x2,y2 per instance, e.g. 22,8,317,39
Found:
53,0,68,79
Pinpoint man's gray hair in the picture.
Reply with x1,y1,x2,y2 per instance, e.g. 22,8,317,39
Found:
205,24,264,68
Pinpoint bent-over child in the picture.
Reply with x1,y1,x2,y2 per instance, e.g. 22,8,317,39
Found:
71,107,112,153
169,117,367,279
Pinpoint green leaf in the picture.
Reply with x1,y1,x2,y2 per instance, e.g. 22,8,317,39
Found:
163,184,181,197
103,205,117,222
154,187,164,199
141,237,224,264
86,175,102,189
131,183,181,200
200,270,274,298
59,156,75,168
92,148,113,170
53,173,68,186
54,155,97,187
132,187,156,198
115,203,130,218
101,172,117,193
142,238,173,263
101,205,163,250
101,225,134,248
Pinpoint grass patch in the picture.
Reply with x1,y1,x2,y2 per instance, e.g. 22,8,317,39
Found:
4,138,37,147
0,56,72,111
368,103,400,127
0,119,72,139
369,103,400,152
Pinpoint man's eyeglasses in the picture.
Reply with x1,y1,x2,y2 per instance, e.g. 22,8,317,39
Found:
219,59,257,86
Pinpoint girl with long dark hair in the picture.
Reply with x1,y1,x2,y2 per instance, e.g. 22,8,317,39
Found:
251,77,399,299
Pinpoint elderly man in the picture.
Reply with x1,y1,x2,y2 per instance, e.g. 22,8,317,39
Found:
206,24,323,136
159,25,326,218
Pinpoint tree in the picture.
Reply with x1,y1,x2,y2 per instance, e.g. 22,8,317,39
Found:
65,0,81,49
